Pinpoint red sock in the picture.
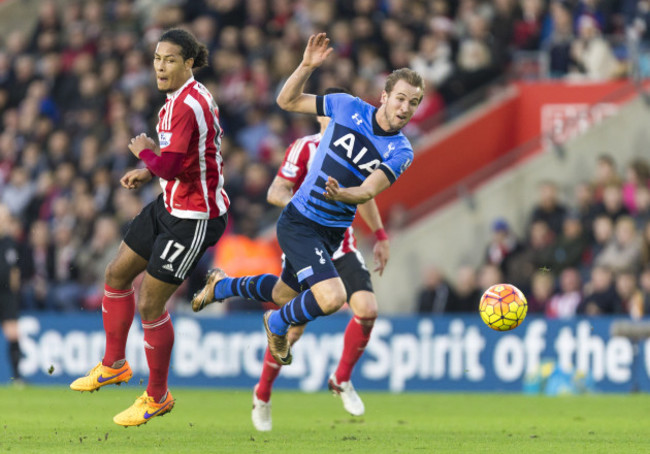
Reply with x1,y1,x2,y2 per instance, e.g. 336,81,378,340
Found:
143,311,174,402
335,316,375,383
102,284,135,367
255,347,282,402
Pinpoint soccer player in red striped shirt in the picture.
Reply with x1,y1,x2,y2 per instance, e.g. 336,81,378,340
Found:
70,28,229,427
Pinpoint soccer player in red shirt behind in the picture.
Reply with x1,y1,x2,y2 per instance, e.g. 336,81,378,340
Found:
70,28,229,427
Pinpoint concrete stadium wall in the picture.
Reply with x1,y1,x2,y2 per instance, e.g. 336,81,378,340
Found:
370,96,650,314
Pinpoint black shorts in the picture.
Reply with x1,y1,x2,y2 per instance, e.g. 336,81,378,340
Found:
124,195,227,285
334,250,373,297
0,291,18,322
281,249,373,299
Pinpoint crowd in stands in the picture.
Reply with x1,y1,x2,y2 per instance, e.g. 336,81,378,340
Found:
0,0,645,313
417,154,650,319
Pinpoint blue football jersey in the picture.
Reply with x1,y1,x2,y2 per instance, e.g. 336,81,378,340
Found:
290,93,414,228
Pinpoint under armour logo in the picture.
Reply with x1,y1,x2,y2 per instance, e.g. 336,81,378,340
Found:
314,248,326,265
351,113,363,125
384,143,395,158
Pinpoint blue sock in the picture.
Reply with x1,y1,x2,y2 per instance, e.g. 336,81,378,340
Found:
214,274,278,301
268,290,324,335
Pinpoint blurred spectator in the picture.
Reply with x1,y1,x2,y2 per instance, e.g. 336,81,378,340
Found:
491,0,518,57
75,216,121,311
513,0,545,50
416,265,454,314
449,264,482,313
578,265,619,314
529,180,567,236
542,0,576,78
552,211,588,272
439,13,502,104
409,33,454,88
477,263,505,291
573,0,609,32
594,216,642,274
593,183,629,222
622,158,650,215
591,154,621,202
19,220,56,311
506,219,556,293
626,0,650,43
614,270,644,319
527,270,555,313
568,14,623,80
546,267,583,318
485,218,523,277
50,223,81,312
1,166,35,218
585,214,614,267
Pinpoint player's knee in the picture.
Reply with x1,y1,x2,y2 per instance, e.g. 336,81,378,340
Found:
104,260,130,289
318,292,347,315
350,292,378,319
136,298,163,320
355,305,378,320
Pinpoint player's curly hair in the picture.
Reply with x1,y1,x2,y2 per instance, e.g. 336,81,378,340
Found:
384,68,425,102
159,28,209,69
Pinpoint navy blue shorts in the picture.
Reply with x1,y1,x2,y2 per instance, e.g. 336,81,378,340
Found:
281,249,374,297
277,203,346,288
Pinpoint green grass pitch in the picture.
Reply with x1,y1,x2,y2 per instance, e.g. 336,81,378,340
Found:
2,385,650,453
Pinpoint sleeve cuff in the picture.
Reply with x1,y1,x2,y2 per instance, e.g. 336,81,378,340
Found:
316,96,325,116
379,163,397,185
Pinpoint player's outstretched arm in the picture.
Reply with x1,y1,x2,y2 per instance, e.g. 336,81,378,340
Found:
267,176,295,207
276,33,334,114
323,170,391,205
357,200,390,276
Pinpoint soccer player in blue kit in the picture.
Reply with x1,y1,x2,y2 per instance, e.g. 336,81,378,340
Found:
262,32,423,363
193,32,423,374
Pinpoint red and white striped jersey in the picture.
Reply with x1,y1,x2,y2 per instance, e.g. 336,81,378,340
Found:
156,77,229,219
277,133,356,259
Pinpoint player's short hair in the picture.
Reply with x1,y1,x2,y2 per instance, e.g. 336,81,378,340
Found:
323,87,349,95
384,68,425,102
159,28,209,69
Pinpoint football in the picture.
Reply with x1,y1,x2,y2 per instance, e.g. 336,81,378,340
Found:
479,283,528,331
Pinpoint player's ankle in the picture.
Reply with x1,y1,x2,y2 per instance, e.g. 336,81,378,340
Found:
111,359,126,369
